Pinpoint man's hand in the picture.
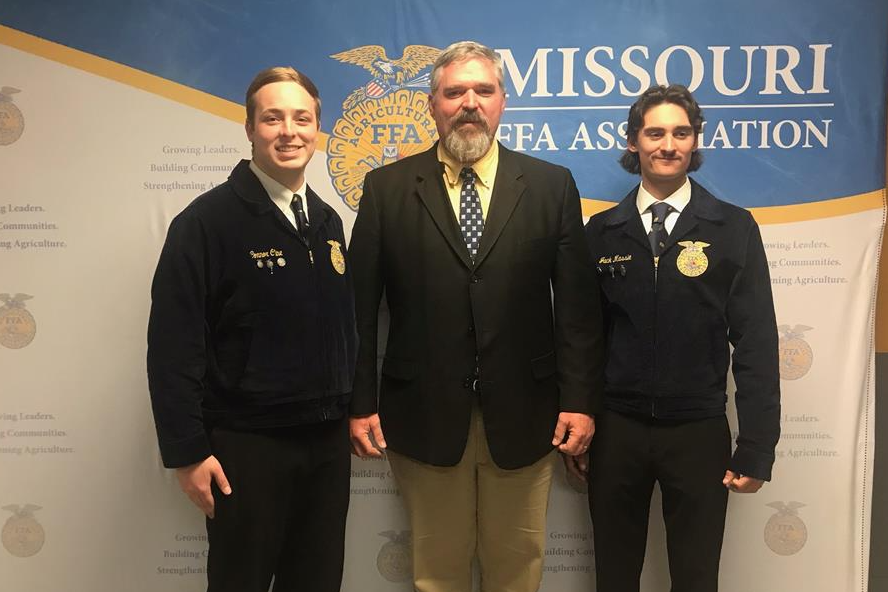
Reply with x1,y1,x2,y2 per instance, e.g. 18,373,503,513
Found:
175,455,231,518
562,450,589,480
723,470,765,493
349,413,387,458
552,412,595,456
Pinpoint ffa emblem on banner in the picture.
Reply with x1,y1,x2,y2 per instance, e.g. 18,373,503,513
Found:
2,504,45,558
377,530,412,582
676,241,709,277
778,324,814,380
0,293,36,349
327,240,346,275
0,87,24,146
764,501,808,556
327,45,441,211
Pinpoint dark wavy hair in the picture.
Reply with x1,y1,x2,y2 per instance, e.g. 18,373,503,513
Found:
619,84,703,174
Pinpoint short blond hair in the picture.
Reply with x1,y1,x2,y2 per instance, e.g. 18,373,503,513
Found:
245,66,321,123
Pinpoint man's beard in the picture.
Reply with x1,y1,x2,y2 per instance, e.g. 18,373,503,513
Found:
442,110,492,164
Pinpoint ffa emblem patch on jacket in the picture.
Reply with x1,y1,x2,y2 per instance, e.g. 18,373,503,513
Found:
676,241,710,277
327,240,346,275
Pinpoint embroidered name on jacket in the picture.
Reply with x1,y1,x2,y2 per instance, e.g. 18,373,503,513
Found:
599,254,632,264
250,248,287,273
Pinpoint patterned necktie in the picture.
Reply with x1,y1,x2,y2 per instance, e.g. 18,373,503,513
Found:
648,201,673,257
291,193,309,238
459,168,485,260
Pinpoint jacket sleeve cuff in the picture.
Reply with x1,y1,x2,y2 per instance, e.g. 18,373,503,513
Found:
349,391,379,416
558,385,602,416
729,444,775,481
159,432,212,469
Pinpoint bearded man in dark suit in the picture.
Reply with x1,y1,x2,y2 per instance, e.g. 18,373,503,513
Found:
348,40,604,592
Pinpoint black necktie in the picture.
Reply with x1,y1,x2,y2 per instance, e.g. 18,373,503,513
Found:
459,168,484,260
648,201,673,257
291,194,309,238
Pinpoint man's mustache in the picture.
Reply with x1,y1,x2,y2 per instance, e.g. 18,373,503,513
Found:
451,110,488,132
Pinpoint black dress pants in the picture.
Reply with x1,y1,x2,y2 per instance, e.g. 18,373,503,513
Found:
205,418,350,592
588,410,731,592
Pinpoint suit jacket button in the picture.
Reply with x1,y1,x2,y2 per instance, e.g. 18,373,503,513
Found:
463,377,473,388
468,325,474,333
470,276,480,283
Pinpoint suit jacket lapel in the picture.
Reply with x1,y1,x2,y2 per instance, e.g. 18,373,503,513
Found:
474,147,525,267
414,148,473,268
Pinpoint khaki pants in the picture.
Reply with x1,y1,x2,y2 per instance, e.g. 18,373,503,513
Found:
387,405,556,592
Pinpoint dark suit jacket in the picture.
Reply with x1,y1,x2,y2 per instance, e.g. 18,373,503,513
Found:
349,143,604,469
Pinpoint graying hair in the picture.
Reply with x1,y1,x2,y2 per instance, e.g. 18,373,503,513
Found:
429,41,504,95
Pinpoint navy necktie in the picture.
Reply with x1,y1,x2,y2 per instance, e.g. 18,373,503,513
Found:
459,168,485,260
291,194,309,238
648,201,673,257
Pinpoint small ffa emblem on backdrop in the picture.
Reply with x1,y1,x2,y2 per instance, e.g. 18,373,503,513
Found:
0,293,37,349
377,530,412,583
2,504,45,558
676,241,709,277
0,87,24,146
763,501,807,556
778,324,814,380
327,45,441,211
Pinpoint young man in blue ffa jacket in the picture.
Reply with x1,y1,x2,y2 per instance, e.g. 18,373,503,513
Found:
349,41,604,592
579,85,780,592
147,67,356,592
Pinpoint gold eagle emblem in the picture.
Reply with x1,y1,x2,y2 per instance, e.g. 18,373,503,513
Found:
330,45,440,109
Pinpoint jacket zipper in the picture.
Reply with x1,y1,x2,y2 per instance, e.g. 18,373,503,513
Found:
652,253,658,418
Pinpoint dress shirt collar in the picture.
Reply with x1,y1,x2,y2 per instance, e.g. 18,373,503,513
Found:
437,140,499,190
635,177,691,216
249,160,308,221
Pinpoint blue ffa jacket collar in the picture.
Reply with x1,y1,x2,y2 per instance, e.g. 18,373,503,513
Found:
603,178,727,229
227,159,333,235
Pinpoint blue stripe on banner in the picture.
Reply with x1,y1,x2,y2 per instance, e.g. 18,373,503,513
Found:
1,0,885,207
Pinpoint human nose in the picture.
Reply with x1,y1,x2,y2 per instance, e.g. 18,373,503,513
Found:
662,134,675,151
280,118,296,136
463,90,478,110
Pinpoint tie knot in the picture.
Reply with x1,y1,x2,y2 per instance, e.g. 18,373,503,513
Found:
460,167,477,183
649,201,673,224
